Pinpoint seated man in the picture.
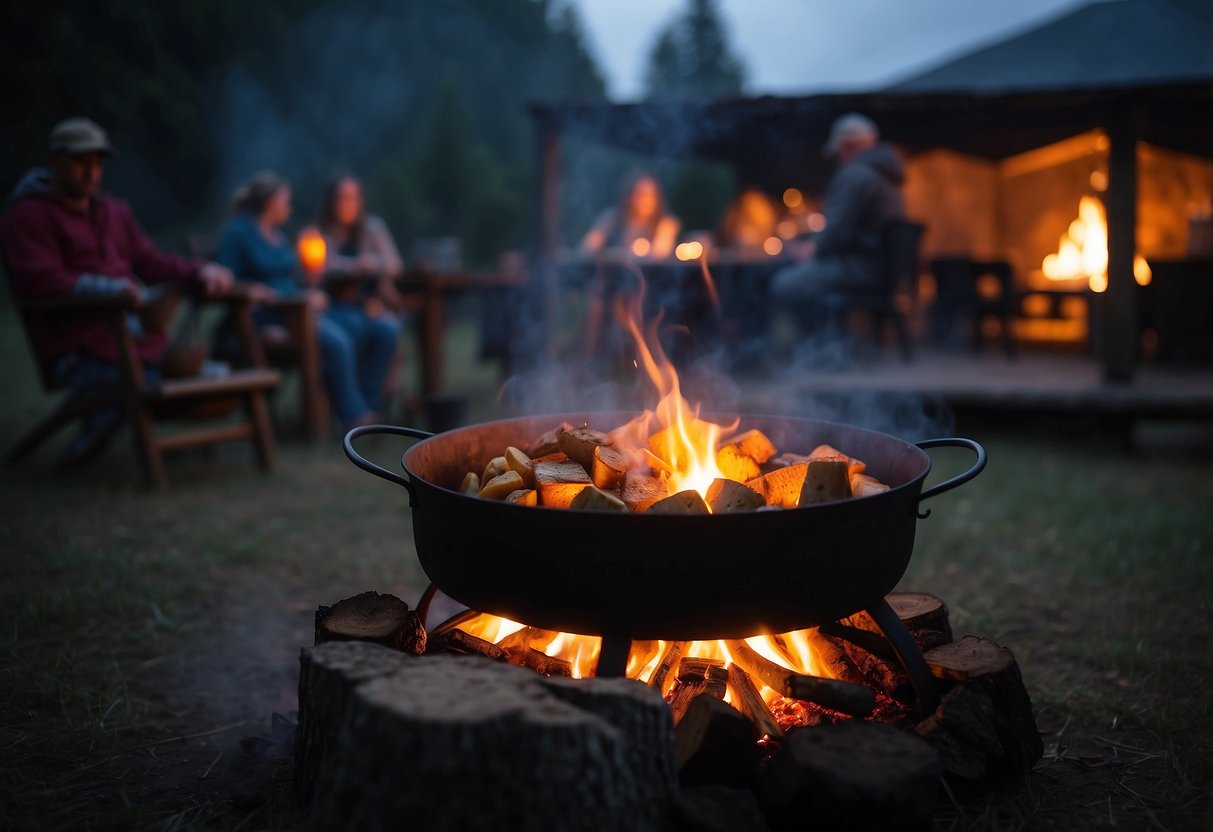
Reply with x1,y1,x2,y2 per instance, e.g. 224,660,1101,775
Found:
0,117,234,462
772,114,906,303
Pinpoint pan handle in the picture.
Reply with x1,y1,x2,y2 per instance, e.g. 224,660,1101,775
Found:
914,437,987,518
343,424,435,506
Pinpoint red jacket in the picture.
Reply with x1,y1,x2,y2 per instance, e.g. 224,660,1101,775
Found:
0,182,202,367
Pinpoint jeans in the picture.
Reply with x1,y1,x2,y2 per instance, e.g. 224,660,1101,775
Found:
53,354,163,451
319,303,402,421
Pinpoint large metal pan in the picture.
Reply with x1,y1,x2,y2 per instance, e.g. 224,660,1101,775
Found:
345,412,985,641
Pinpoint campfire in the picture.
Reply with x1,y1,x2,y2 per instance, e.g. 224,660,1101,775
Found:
317,281,1037,829
1041,195,1152,293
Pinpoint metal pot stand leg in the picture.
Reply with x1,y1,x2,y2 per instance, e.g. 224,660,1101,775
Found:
862,598,940,716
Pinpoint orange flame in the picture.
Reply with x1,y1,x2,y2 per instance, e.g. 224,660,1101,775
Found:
1042,196,1151,292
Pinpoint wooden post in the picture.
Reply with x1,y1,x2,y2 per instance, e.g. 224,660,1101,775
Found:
528,115,562,365
1102,104,1139,383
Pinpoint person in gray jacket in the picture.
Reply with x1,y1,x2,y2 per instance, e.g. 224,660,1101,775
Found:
772,114,906,302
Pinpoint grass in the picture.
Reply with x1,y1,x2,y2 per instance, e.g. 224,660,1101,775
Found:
0,297,1211,829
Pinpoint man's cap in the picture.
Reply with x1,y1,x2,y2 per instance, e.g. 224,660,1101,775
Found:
823,113,878,158
49,117,117,157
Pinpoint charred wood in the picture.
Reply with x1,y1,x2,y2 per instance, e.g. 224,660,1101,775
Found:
725,639,875,717
725,664,784,740
314,591,426,655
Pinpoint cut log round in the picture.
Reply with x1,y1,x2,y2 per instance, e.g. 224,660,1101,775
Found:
887,593,953,640
311,655,675,832
914,636,1043,792
757,721,942,832
923,636,1014,683
294,641,414,805
314,591,425,655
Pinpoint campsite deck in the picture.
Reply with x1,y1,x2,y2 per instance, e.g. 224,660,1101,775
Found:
741,349,1213,422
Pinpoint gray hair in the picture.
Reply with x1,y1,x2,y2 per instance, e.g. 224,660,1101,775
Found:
823,113,879,158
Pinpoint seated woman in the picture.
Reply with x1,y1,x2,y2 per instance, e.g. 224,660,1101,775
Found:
216,171,399,429
580,173,681,259
308,175,405,315
579,173,682,357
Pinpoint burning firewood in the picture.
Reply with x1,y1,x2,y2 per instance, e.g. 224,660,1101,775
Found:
481,455,507,483
850,473,890,498
569,486,627,512
745,463,808,508
524,421,573,458
459,472,480,495
799,457,852,505
668,659,727,724
558,426,612,472
504,446,535,487
811,443,866,476
647,641,687,695
705,478,765,514
591,445,629,489
725,663,784,739
533,460,592,508
648,490,710,514
505,489,537,506
622,471,669,513
715,444,760,482
428,628,507,661
725,429,777,464
478,470,525,500
723,638,875,717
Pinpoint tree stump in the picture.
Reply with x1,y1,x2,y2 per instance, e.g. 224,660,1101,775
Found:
913,636,1043,792
314,591,426,655
757,721,942,831
311,654,675,832
294,641,414,805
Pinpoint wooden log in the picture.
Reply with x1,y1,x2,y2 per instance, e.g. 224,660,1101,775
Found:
757,721,942,831
724,639,875,717
913,636,1043,792
668,678,710,725
314,592,425,655
888,593,953,641
678,656,725,681
648,641,687,695
675,694,761,787
495,626,548,654
294,641,412,805
923,636,1012,682
725,663,784,740
818,631,907,702
626,640,660,678
427,628,506,661
311,655,675,831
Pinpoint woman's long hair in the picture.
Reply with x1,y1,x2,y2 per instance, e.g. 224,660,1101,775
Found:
317,175,365,249
232,170,287,216
612,171,668,240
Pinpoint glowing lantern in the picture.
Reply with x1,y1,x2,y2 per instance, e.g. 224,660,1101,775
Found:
297,229,327,276
783,188,803,209
762,237,783,256
631,238,651,257
675,241,704,262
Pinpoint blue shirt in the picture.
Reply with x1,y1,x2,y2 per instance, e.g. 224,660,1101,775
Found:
216,214,299,297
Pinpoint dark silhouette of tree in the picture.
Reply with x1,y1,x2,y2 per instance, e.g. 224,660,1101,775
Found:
644,0,746,99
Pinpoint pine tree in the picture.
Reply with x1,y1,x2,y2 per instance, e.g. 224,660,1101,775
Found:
644,0,746,99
